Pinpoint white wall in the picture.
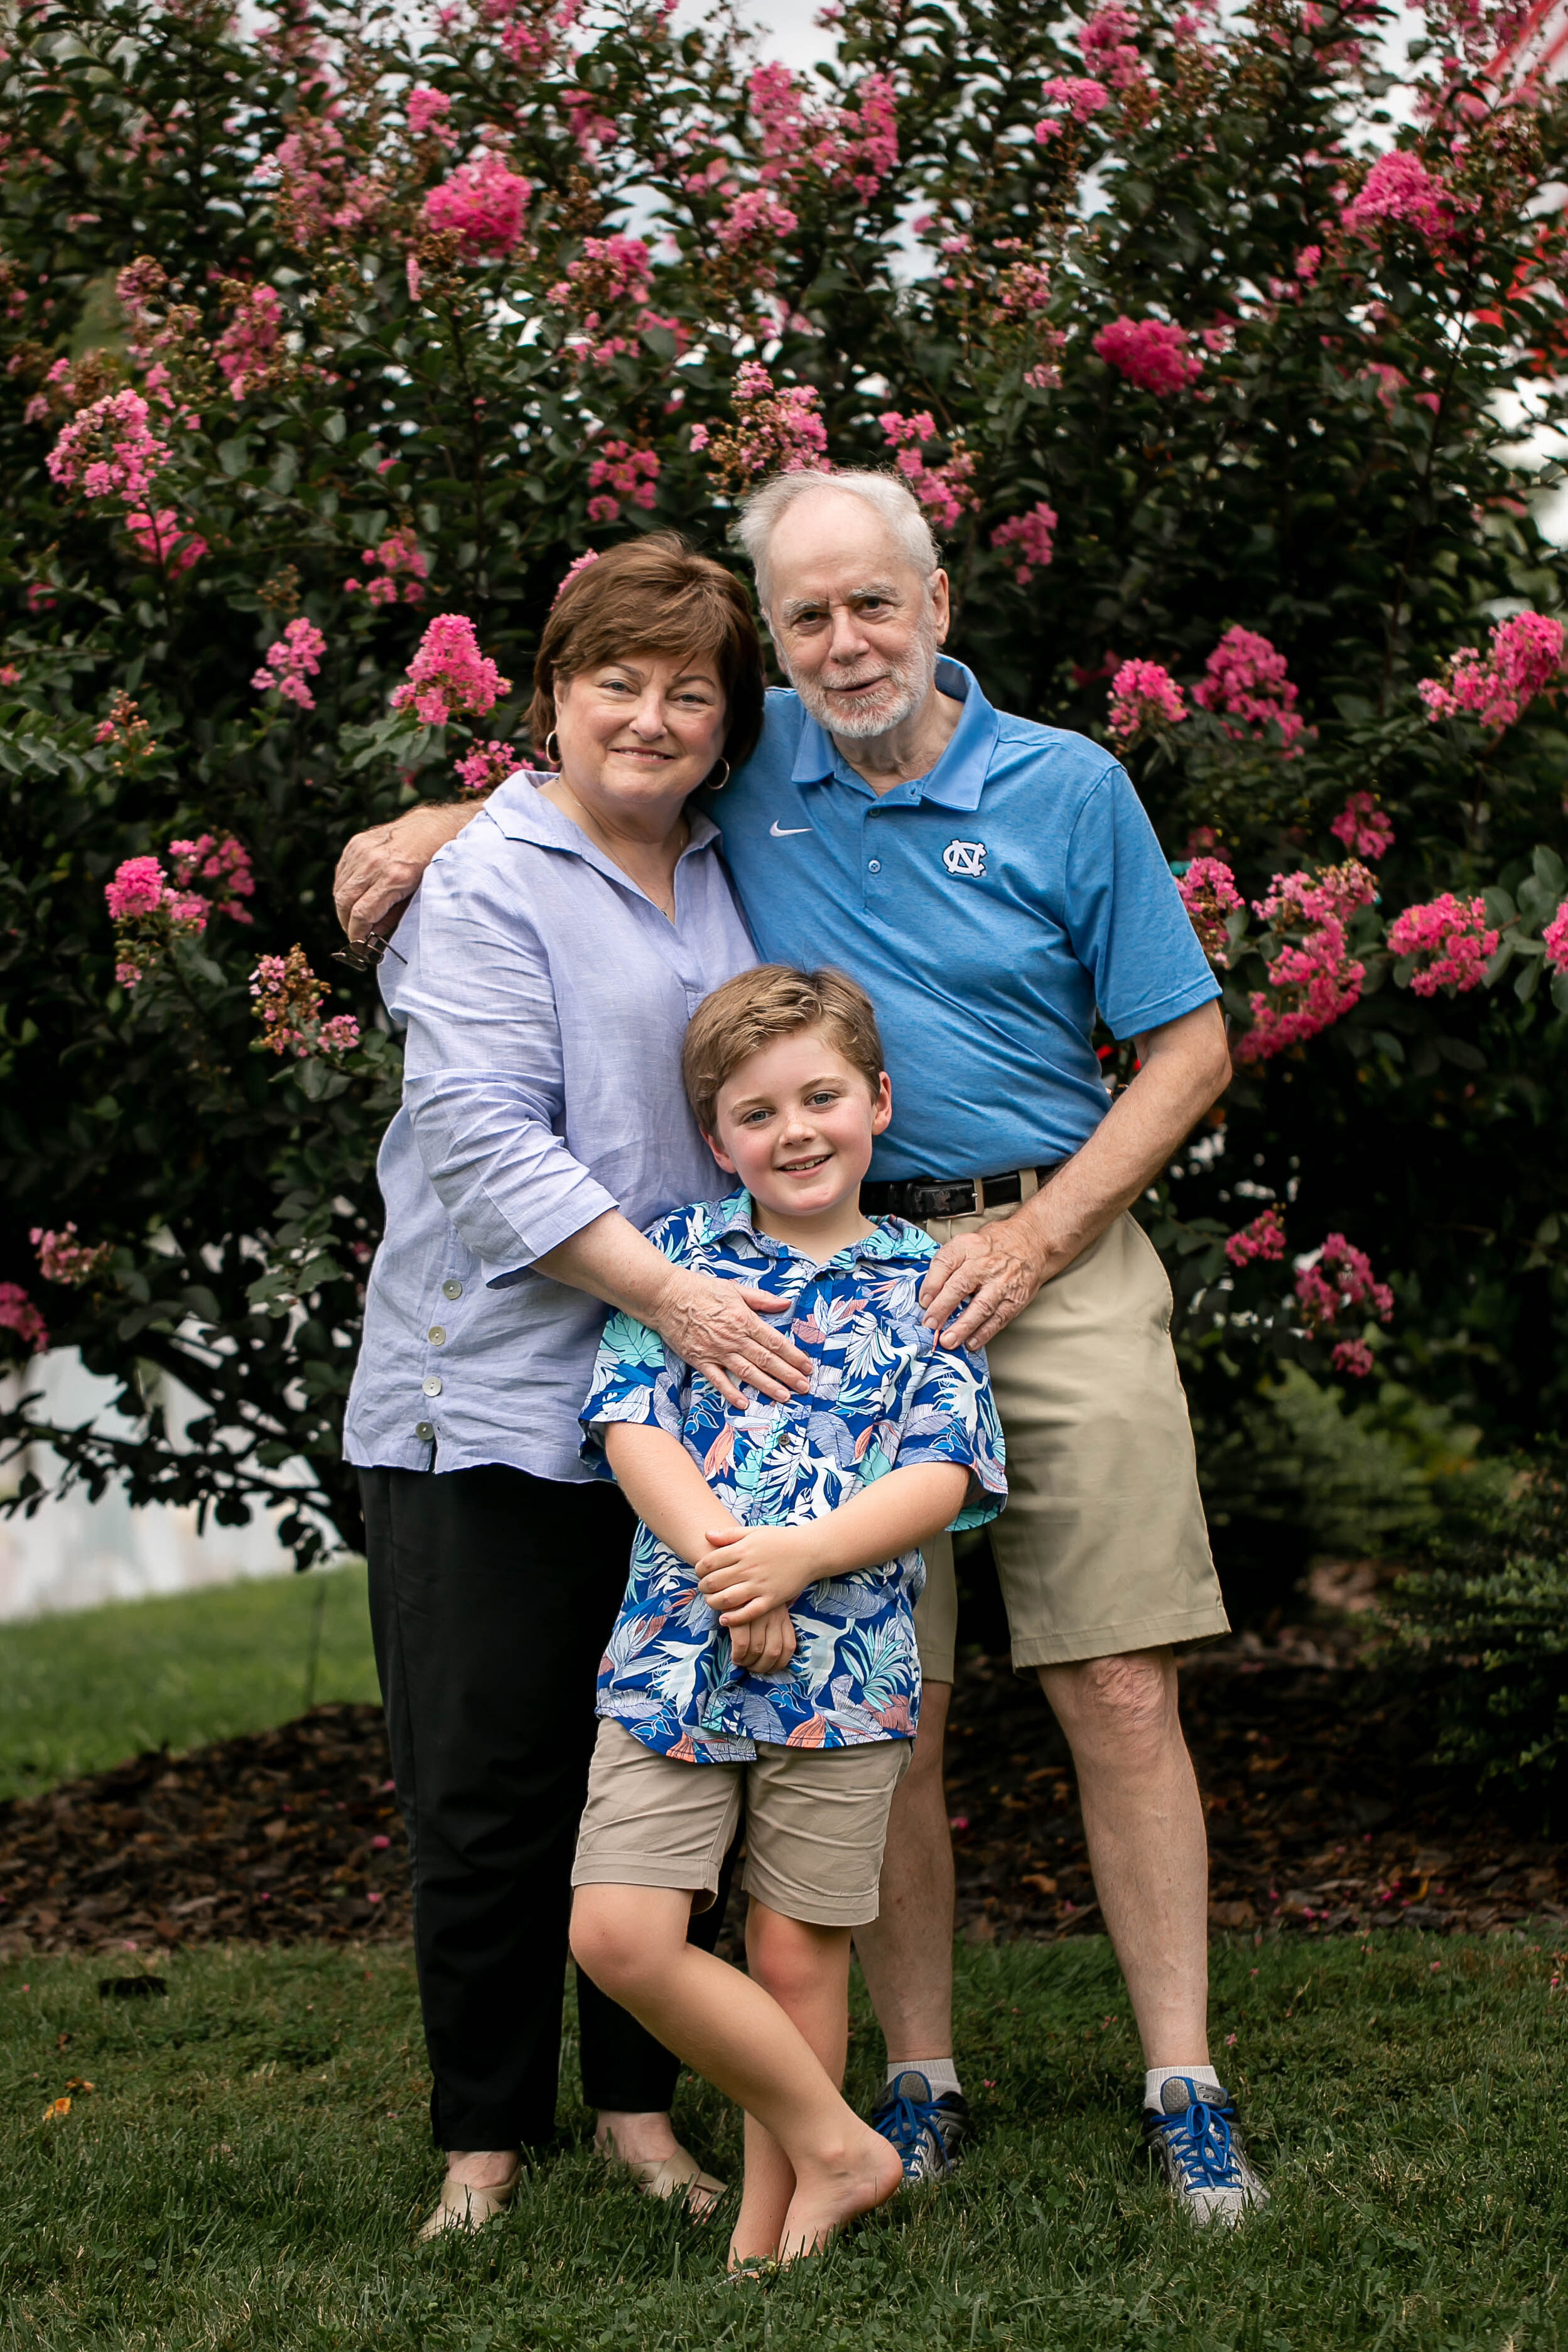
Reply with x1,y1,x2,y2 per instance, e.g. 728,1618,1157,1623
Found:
0,1350,299,1623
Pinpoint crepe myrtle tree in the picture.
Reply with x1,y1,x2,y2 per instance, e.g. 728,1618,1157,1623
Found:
0,0,1565,1566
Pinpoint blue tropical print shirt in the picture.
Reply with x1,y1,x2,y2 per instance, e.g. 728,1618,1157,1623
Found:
580,1193,1007,1762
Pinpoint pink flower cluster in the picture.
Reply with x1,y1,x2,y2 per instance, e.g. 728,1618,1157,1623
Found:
1225,1206,1286,1268
1036,74,1110,139
1079,3,1146,90
549,234,653,313
746,63,899,201
406,86,457,145
1330,790,1393,861
1295,1233,1394,1336
391,614,511,727
552,550,600,604
104,833,252,987
690,362,829,485
715,189,800,253
990,502,1059,587
878,412,977,533
1177,855,1243,965
454,740,523,794
268,119,384,249
0,1282,47,1356
249,945,360,1061
105,855,171,924
1386,892,1498,995
423,153,533,258
215,284,284,399
1236,861,1377,1062
46,389,172,506
1194,626,1307,754
94,691,156,772
1417,612,1565,734
253,617,327,711
345,527,428,608
1093,316,1202,397
1108,658,1187,748
167,835,256,925
31,1224,112,1287
1544,900,1568,975
1341,149,1451,241
125,509,207,573
587,441,661,523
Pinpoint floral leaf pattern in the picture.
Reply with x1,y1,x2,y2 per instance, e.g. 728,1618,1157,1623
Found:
580,1192,1006,1761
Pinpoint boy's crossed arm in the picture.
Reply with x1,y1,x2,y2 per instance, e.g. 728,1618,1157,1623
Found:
603,1421,798,1673
602,1422,968,1659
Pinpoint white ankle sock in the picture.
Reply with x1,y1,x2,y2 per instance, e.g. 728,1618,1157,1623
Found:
888,2057,961,2098
1144,2062,1222,2110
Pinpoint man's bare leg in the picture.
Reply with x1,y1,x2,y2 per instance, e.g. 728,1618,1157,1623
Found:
853,1680,954,2063
1038,1646,1210,2066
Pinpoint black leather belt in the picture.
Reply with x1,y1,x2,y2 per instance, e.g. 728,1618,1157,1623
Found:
860,1164,1061,1221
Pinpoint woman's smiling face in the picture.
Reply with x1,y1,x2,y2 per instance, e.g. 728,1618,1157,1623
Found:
553,650,728,825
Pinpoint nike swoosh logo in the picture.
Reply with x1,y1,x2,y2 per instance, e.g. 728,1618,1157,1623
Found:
769,821,813,837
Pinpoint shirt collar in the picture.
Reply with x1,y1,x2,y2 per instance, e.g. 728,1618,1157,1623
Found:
787,657,1000,814
483,771,722,858
703,1191,934,1272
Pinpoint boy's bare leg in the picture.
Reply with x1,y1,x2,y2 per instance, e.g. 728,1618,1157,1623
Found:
732,1902,854,2263
852,1682,954,2061
570,1887,900,2260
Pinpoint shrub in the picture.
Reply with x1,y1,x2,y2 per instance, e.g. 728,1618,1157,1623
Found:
1388,1446,1568,1813
0,0,1565,1563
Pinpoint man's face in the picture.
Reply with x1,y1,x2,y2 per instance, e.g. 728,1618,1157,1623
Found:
762,488,950,740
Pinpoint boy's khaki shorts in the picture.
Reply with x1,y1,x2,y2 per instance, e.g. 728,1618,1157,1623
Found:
571,1718,911,1927
914,1203,1230,1680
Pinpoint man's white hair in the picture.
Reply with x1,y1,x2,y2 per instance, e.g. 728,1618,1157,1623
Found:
735,468,940,609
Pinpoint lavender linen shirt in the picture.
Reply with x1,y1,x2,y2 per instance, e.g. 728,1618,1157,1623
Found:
342,772,757,1483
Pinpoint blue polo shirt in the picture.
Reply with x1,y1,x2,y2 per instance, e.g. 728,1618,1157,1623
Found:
711,658,1219,1183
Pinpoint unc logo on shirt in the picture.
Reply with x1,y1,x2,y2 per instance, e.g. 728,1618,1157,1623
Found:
942,838,987,879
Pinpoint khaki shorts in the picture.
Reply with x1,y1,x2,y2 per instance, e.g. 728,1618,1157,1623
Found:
571,1717,911,1927
914,1203,1229,1679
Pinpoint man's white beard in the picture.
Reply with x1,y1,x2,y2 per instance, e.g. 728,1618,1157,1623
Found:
788,609,940,742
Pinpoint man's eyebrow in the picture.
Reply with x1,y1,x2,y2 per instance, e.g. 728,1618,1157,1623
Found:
779,582,903,621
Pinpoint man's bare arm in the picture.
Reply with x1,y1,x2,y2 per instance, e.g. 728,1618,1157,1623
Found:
333,801,482,943
918,1000,1231,1352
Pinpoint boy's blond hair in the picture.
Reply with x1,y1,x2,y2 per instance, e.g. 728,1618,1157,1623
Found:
681,965,885,1135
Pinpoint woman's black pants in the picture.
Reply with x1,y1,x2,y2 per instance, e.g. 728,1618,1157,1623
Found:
359,1461,728,2152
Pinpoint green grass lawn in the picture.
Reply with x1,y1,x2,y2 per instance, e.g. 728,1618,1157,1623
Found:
2,1932,1564,2351
0,1566,380,1801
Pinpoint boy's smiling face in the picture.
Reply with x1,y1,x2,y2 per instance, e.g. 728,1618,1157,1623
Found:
706,1024,892,1239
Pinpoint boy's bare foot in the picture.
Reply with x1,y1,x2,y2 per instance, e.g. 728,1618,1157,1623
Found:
777,2128,904,2260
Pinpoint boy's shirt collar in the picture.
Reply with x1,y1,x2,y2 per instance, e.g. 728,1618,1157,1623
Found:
696,1188,934,1275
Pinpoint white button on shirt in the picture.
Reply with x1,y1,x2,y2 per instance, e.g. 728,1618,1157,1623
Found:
343,774,756,1482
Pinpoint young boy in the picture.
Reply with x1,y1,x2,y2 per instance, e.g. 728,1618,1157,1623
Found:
568,965,1005,2268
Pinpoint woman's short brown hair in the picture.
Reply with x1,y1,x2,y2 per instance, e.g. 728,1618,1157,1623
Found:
530,534,765,776
681,965,886,1135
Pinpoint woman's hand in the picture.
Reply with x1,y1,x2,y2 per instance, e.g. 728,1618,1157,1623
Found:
696,1524,824,1623
333,803,480,943
727,1605,797,1676
649,1267,811,1409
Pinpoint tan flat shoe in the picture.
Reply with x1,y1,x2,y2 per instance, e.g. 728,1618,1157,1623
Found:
416,2160,523,2240
600,2138,727,2219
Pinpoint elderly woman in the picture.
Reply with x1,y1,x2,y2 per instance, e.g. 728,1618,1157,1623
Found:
345,536,810,2238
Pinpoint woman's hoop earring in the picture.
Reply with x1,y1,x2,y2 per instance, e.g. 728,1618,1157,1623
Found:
706,759,731,793
544,729,561,767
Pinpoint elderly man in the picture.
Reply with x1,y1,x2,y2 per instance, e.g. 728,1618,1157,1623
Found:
336,474,1265,2225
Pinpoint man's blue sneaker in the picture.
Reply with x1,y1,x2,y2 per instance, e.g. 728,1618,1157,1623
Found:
869,2069,973,2184
1142,2076,1268,2227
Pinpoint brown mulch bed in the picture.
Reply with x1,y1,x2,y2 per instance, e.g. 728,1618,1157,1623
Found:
1,1632,1564,1958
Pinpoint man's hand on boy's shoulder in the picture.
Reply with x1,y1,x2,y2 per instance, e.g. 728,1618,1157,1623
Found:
696,1524,826,1626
